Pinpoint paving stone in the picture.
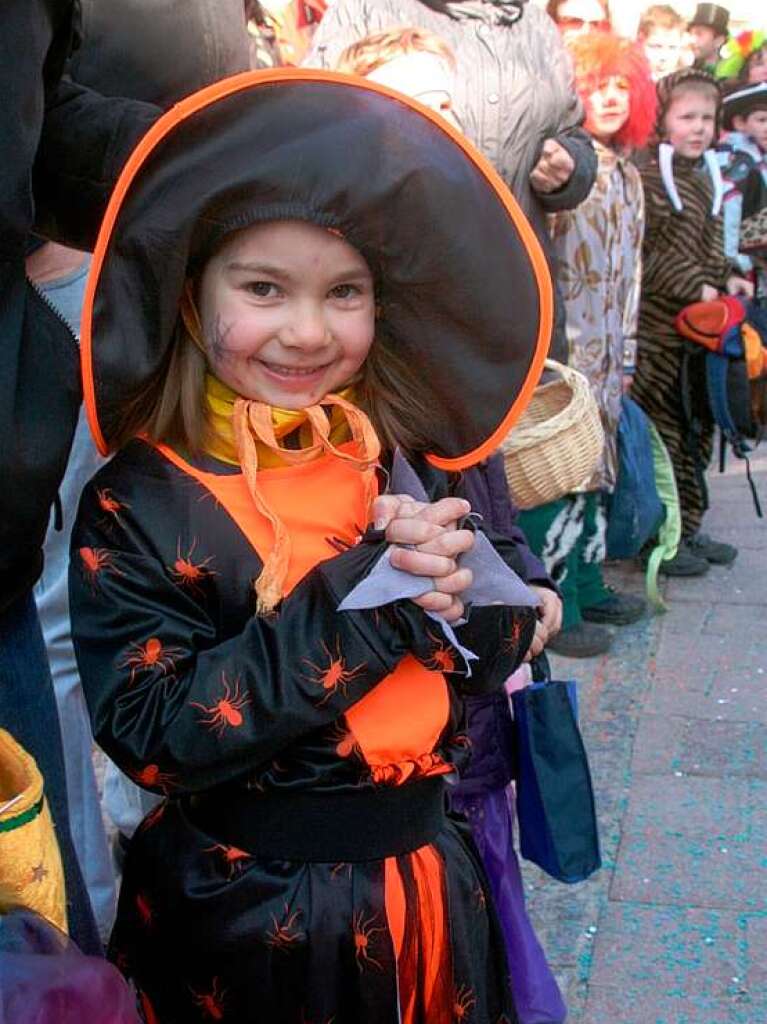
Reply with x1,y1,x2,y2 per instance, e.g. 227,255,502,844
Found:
583,985,747,1023
610,832,765,911
631,714,685,774
665,560,767,606
588,904,745,1001
621,776,755,835
681,720,766,778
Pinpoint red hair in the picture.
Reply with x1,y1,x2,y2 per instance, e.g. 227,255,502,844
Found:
568,32,657,150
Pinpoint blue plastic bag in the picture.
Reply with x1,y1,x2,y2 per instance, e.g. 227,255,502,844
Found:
511,655,601,884
606,396,665,559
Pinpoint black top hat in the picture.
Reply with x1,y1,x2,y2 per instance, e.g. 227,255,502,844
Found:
722,81,767,129
688,3,730,36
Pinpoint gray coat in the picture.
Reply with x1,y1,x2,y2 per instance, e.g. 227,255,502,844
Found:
305,0,596,233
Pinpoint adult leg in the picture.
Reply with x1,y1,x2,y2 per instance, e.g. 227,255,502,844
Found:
0,592,101,954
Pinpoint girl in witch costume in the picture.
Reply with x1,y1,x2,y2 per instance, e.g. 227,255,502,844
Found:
69,69,552,1023
631,68,753,574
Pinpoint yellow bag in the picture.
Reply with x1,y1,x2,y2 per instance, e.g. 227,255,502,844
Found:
0,729,67,933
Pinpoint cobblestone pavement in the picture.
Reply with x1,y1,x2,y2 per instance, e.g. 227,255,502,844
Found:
523,447,767,1024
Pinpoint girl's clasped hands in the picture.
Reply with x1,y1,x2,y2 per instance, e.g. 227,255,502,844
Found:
372,494,475,624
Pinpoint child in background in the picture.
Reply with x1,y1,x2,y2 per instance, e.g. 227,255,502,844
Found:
638,4,689,81
716,29,767,85
335,26,458,126
718,82,767,291
69,70,549,1022
518,33,655,659
631,68,753,573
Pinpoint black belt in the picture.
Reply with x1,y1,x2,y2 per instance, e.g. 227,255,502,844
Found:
185,776,447,862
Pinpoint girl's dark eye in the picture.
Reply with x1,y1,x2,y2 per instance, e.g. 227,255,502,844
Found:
247,281,278,297
330,284,359,299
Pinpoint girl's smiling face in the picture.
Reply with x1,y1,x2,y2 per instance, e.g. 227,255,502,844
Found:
197,220,375,408
662,88,717,158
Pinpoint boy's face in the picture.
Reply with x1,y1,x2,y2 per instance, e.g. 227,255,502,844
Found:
663,88,717,158
733,109,767,150
365,51,458,128
642,27,686,81
198,220,375,408
747,47,767,85
583,75,630,142
688,25,725,64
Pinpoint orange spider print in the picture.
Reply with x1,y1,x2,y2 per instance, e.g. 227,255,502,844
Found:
473,885,487,912
453,984,476,1021
352,910,386,972
120,636,182,686
265,902,304,951
502,617,525,655
204,842,252,880
78,546,123,590
130,763,178,793
135,891,154,928
302,637,365,707
96,487,130,524
169,537,215,593
330,862,352,881
424,630,456,673
189,977,227,1021
190,672,250,736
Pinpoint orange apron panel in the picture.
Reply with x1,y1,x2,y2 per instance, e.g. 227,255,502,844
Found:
154,442,368,595
152,443,451,768
345,659,451,780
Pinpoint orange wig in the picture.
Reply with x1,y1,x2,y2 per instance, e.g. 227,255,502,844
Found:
568,33,657,150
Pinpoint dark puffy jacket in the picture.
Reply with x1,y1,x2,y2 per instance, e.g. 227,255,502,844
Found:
0,1,160,612
0,0,249,613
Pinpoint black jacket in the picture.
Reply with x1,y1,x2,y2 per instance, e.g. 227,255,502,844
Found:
1,0,250,612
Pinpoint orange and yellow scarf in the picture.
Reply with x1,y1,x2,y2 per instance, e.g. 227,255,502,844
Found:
203,374,380,613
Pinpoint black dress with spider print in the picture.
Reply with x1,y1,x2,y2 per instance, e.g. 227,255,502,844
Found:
70,438,534,1024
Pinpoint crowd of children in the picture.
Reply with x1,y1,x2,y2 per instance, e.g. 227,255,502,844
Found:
2,3,766,1024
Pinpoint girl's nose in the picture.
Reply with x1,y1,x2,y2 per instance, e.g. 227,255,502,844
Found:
284,303,329,350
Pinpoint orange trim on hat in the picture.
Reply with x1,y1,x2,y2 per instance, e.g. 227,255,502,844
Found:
81,68,552,464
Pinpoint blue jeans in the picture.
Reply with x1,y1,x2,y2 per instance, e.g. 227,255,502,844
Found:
0,592,101,955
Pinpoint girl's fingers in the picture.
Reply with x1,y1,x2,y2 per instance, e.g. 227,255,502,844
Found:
412,592,465,623
414,498,470,529
389,546,456,578
411,590,454,613
372,495,426,531
415,529,475,559
433,568,473,595
385,517,446,547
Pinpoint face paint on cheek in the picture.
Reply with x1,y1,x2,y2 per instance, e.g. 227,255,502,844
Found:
206,315,237,367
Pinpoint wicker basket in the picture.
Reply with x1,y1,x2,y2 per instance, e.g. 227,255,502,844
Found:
501,359,604,510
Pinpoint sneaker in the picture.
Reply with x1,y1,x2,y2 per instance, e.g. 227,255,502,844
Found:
546,622,613,659
687,532,738,565
658,543,710,577
582,588,646,626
